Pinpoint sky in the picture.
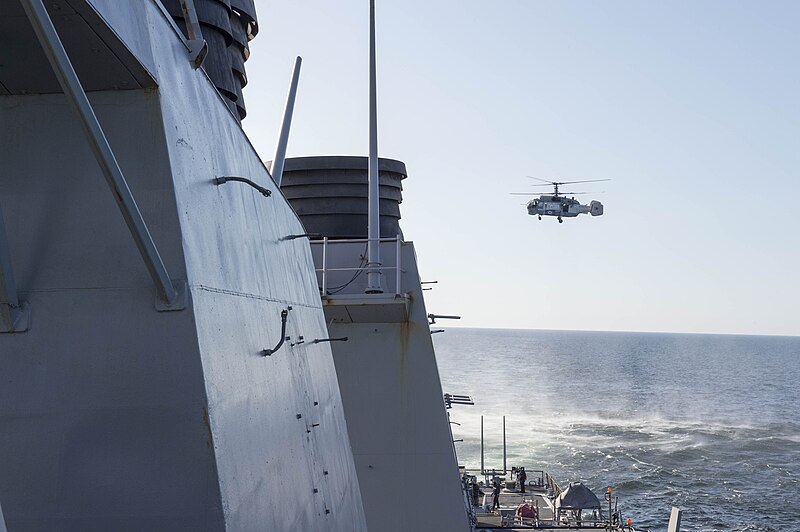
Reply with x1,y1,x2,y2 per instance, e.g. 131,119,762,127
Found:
242,1,799,336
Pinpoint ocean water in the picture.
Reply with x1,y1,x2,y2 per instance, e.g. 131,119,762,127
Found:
433,329,800,532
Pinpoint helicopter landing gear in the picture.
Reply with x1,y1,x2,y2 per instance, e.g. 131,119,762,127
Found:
558,217,563,223
538,215,542,220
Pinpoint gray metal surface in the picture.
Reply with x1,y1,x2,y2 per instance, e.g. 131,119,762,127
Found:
0,0,156,94
318,240,470,531
0,1,367,529
20,0,183,309
0,205,21,332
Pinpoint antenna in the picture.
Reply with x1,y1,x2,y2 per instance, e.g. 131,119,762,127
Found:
365,0,383,293
271,56,302,186
481,415,485,477
503,415,507,474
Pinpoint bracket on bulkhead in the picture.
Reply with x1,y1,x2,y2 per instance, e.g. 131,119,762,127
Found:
311,337,348,345
428,313,461,325
155,280,189,312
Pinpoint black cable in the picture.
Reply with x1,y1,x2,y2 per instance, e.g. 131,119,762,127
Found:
213,176,271,197
263,308,290,356
323,243,368,295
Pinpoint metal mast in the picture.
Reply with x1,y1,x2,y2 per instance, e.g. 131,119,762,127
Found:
271,56,302,187
365,0,383,293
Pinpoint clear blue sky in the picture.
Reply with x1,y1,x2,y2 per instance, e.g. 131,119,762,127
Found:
243,1,799,336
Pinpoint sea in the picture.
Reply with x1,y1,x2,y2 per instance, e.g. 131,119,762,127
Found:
432,328,800,532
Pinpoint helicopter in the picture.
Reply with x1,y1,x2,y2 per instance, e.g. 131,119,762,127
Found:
511,177,609,223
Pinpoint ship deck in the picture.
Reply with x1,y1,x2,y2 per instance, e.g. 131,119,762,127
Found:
472,485,613,530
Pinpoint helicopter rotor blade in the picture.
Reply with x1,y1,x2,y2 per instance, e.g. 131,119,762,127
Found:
526,177,611,186
512,190,606,194
551,178,611,185
526,176,556,184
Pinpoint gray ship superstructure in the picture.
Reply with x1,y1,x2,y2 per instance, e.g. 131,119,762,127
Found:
281,156,471,531
0,1,374,529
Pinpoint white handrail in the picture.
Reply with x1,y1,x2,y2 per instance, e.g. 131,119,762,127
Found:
311,237,402,244
314,236,405,296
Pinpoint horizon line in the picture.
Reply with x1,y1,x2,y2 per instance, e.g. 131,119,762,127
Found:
433,325,799,338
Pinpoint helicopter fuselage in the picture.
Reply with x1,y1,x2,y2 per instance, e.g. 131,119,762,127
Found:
527,195,603,221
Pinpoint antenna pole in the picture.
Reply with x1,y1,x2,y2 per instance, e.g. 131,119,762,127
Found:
503,415,507,474
365,0,383,293
271,56,302,187
480,415,485,478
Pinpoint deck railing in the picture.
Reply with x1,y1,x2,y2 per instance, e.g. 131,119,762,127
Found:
545,471,562,498
311,236,405,296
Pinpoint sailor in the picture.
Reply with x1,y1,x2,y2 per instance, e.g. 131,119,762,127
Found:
492,477,501,510
518,467,527,493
